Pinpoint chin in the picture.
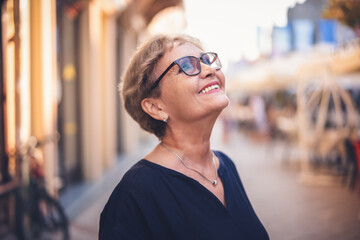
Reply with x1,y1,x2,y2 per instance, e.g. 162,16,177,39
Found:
213,94,230,111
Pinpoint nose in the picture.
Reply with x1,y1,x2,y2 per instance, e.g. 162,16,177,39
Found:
199,62,216,78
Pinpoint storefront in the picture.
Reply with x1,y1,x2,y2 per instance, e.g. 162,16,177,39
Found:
0,0,183,237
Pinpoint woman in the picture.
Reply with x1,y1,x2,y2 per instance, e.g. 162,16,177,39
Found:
99,34,269,240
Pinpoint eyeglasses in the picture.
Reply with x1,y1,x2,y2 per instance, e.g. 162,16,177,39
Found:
150,52,222,90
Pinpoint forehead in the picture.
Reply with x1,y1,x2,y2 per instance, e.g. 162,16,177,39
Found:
162,42,203,65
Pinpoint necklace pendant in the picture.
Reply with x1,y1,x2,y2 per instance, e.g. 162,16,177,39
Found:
160,143,219,187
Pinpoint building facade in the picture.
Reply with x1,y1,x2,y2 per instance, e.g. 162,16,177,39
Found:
0,0,183,238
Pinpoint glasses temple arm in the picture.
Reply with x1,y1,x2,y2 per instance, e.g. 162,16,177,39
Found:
150,62,176,90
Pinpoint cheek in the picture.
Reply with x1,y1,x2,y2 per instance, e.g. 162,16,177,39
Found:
160,80,185,107
162,83,199,116
216,71,226,85
164,75,197,98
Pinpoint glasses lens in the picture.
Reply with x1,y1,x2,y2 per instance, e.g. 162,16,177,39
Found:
201,53,221,70
178,56,200,76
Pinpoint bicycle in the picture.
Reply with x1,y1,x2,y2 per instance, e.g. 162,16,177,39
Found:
17,135,69,240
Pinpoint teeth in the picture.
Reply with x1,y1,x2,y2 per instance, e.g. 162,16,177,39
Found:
199,84,220,94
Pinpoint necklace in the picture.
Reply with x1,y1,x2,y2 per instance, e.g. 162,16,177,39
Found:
160,143,218,186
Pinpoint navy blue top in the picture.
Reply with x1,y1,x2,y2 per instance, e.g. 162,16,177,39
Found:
99,151,269,240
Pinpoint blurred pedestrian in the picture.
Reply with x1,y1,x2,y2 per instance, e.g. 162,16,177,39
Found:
250,94,269,139
99,34,269,240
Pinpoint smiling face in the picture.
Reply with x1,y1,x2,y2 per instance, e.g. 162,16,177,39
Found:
154,42,229,123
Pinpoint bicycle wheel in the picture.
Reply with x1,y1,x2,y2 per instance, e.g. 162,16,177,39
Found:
31,192,69,240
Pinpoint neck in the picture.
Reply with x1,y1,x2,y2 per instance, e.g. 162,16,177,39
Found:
160,115,217,166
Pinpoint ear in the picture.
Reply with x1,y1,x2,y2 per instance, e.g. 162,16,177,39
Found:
141,98,167,121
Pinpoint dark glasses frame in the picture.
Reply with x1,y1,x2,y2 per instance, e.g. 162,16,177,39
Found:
149,52,221,91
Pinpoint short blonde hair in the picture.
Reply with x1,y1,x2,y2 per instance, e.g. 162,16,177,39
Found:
121,34,203,139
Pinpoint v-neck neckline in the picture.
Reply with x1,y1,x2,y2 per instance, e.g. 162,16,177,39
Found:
141,151,229,212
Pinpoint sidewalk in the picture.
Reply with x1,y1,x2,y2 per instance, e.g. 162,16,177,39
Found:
221,133,360,240
63,132,360,240
60,139,155,240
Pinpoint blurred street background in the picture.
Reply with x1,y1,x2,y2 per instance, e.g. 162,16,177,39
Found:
1,0,360,239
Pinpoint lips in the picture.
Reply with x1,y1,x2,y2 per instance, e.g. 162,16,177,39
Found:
198,81,220,94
